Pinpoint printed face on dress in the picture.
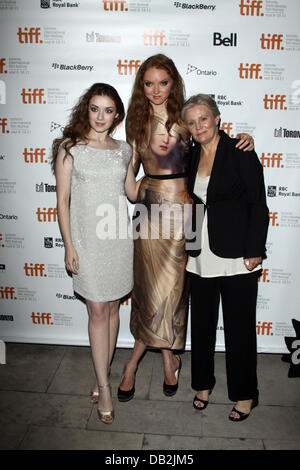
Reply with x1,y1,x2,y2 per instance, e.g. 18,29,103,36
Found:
88,95,119,135
143,67,174,110
185,104,220,145
149,129,177,157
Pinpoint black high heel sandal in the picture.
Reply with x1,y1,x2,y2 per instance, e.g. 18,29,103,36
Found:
228,396,259,422
163,355,182,397
193,390,212,411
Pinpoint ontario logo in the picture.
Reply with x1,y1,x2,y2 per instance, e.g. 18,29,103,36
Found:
186,64,217,76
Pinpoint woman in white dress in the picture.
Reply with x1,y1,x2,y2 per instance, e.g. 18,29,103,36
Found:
52,83,140,424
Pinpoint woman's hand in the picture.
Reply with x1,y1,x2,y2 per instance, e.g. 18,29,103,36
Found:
235,133,254,151
65,245,79,274
244,257,262,271
125,160,144,203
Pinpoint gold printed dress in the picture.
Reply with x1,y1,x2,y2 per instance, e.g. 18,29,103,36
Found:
130,113,190,350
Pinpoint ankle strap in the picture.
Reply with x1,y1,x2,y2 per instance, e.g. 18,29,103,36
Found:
99,384,111,390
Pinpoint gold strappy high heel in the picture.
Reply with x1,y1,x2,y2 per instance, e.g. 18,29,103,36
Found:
97,384,114,424
90,368,111,404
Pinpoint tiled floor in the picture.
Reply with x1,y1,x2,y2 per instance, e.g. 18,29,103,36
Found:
0,343,299,450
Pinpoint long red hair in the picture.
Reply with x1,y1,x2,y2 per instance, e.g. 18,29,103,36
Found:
125,54,185,150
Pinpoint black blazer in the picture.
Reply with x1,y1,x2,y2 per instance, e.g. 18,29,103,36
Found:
187,130,269,259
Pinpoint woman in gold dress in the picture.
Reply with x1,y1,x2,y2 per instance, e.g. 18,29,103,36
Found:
118,54,254,400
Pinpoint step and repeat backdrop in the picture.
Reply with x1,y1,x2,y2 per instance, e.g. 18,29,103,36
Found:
0,0,299,352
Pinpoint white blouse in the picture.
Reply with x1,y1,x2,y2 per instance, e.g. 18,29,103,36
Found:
186,174,261,278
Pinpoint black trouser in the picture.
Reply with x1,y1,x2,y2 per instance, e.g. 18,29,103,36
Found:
190,271,259,402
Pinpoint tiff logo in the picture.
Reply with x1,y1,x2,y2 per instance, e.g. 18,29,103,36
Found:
21,88,46,104
260,152,284,168
23,148,47,163
258,268,270,283
269,211,279,227
0,58,7,74
102,0,128,10
117,59,141,75
142,30,167,46
31,312,53,325
238,63,262,79
239,0,264,16
24,263,46,277
0,286,17,300
260,33,284,50
36,207,57,222
220,122,234,137
263,94,287,110
0,118,9,134
256,321,273,335
17,27,43,44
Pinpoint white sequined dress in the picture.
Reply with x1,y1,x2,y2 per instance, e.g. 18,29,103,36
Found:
66,140,133,302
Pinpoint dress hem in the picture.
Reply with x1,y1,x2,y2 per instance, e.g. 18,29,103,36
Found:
73,284,133,303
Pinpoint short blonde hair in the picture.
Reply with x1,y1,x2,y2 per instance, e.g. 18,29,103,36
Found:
181,93,220,122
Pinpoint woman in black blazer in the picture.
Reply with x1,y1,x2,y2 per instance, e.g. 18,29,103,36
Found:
182,94,269,421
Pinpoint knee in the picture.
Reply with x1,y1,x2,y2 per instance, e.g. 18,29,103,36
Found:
109,301,120,318
88,304,109,323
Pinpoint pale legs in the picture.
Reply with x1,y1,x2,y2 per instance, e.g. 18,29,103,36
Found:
118,339,180,393
86,299,119,420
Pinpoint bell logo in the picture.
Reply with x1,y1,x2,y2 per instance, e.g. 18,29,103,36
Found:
0,286,17,300
23,148,47,163
21,88,46,104
213,33,237,47
260,34,284,50
102,0,128,11
0,59,7,74
36,207,57,222
220,122,234,137
24,263,46,277
239,0,264,16
31,312,53,325
258,268,270,283
256,321,273,335
269,211,279,227
0,118,9,134
238,63,262,79
142,30,167,46
260,152,284,168
17,27,43,44
263,94,287,110
117,59,141,75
